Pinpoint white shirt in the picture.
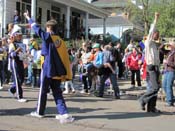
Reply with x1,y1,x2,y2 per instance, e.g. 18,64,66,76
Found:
145,20,160,65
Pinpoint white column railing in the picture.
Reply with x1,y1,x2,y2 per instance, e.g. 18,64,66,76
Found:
85,12,89,40
31,0,37,21
103,18,106,36
66,6,70,39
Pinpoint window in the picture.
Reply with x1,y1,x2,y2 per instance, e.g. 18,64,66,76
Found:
51,12,60,22
51,5,61,22
51,6,60,13
47,10,50,21
37,7,42,24
22,0,31,4
71,12,82,38
16,2,20,12
21,3,31,23
15,0,31,34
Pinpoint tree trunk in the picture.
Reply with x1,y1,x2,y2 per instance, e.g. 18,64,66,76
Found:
144,20,149,35
142,0,149,35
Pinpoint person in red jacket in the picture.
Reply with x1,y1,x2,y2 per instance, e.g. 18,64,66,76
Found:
127,47,142,88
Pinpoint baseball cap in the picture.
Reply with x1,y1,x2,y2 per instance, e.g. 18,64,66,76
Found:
92,43,100,48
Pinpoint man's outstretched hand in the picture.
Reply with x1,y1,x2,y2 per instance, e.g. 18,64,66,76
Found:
24,10,30,20
155,12,160,20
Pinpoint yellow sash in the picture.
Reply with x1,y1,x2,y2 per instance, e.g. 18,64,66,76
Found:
0,54,3,61
41,35,72,81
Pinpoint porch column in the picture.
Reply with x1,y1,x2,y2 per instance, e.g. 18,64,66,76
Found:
31,0,37,21
85,12,89,40
103,18,106,36
2,0,7,37
0,0,3,37
66,6,70,39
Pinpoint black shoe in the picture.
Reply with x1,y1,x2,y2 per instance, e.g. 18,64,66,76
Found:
139,99,146,111
115,95,120,99
8,89,15,98
147,108,161,113
25,82,31,85
96,95,103,98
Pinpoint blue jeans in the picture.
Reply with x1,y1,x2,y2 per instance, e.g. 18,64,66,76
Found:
99,73,120,97
140,65,160,111
162,71,175,105
146,80,152,91
146,72,152,91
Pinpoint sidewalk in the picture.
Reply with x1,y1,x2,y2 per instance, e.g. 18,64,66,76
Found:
0,80,175,131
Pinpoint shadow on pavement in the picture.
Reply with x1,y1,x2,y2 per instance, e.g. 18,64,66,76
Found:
65,97,114,103
75,111,173,120
0,107,173,120
0,107,108,117
0,130,15,131
0,96,38,102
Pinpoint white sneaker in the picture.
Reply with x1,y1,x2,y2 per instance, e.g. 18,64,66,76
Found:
80,90,85,94
0,86,3,90
119,91,125,96
30,111,44,118
55,114,74,124
71,89,76,93
17,98,27,103
8,82,13,85
63,90,69,94
120,77,125,80
129,85,135,89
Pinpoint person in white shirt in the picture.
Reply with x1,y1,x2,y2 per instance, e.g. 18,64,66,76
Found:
139,12,161,113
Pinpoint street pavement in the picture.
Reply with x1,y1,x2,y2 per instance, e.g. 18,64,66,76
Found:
0,78,175,131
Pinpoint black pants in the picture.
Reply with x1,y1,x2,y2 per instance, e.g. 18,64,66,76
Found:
32,68,41,87
99,73,120,97
82,68,92,93
10,60,24,99
140,65,160,111
118,62,124,78
130,69,141,86
0,61,3,86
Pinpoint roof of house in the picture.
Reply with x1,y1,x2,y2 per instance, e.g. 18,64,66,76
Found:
91,0,166,8
88,16,133,27
91,0,129,8
54,0,110,18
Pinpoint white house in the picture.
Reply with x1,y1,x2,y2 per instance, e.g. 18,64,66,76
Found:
89,0,144,39
88,16,135,39
0,0,109,39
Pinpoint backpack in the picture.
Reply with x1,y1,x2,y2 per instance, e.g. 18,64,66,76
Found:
110,47,118,62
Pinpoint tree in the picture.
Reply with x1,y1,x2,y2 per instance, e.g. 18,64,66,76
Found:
125,0,151,36
125,0,150,35
126,0,175,37
124,1,143,26
149,1,175,37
